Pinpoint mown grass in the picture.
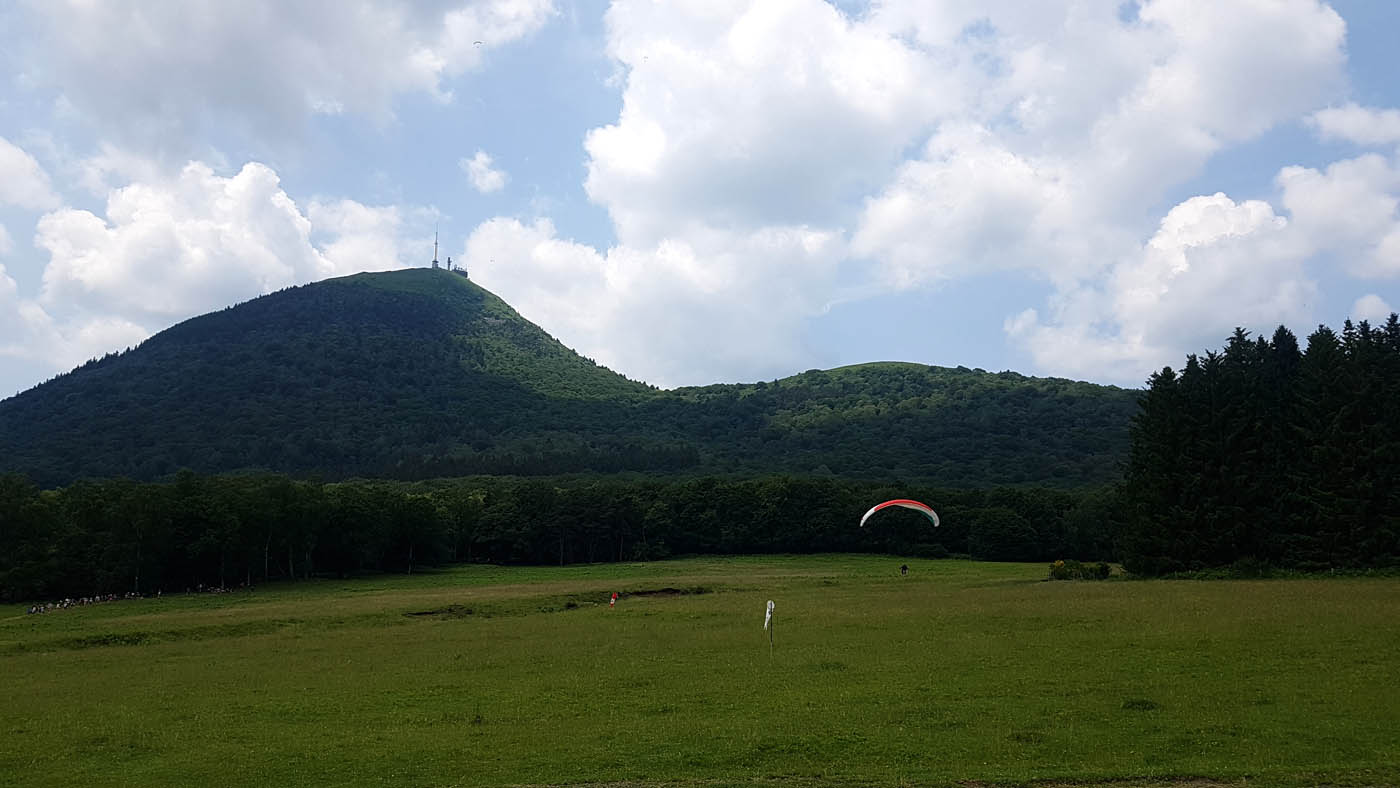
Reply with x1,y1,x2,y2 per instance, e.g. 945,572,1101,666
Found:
2,555,1398,787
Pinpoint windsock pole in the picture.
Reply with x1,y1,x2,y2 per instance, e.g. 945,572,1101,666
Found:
764,600,775,654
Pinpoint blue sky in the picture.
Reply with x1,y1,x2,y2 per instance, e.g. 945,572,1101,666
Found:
1,0,1397,398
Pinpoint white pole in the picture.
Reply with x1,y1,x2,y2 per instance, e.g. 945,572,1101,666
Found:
765,600,775,654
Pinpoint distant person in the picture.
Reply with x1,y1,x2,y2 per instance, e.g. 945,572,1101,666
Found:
900,564,908,576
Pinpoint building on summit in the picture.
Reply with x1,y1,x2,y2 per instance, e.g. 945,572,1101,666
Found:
430,232,468,279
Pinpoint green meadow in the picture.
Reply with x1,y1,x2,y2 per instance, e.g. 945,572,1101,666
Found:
2,556,1398,787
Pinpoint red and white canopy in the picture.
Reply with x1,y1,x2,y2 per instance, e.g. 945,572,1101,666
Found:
859,499,939,528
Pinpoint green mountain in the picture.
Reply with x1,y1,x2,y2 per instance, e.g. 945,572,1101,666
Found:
0,269,1139,487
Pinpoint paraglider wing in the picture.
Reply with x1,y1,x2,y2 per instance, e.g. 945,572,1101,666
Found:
859,499,939,528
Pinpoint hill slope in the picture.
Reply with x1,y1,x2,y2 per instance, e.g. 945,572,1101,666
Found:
667,362,1136,485
0,269,1139,486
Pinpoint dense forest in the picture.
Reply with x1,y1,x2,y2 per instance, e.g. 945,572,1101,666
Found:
0,471,1117,602
1119,317,1400,575
0,269,1137,488
4,266,1396,600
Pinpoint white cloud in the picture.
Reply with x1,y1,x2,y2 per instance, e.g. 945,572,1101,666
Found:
0,136,60,210
463,216,843,386
73,142,181,197
851,124,1132,288
1309,104,1400,148
460,150,509,193
1122,0,1344,141
854,0,1347,287
456,0,945,384
1352,294,1394,324
1278,154,1400,278
585,0,955,244
4,0,1370,393
36,162,330,321
1007,193,1316,383
16,160,419,384
0,266,54,362
309,199,421,274
1008,144,1400,383
553,0,1350,386
16,0,556,153
0,262,150,376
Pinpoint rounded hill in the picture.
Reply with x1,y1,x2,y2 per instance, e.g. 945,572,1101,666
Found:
0,269,1140,486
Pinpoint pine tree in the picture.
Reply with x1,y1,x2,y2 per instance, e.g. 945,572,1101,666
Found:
1120,366,1187,574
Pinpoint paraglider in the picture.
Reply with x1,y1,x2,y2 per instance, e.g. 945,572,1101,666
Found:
859,499,939,529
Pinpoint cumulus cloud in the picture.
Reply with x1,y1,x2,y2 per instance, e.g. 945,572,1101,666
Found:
460,150,509,193
1352,294,1394,323
544,0,1350,385
308,199,422,274
6,0,1371,392
1099,0,1345,153
73,142,181,197
463,217,843,386
36,162,331,321
0,136,60,210
853,0,1346,287
1007,193,1316,383
1012,146,1400,383
1278,154,1400,278
585,0,955,244
15,0,556,153
0,261,150,378
1309,104,1400,147
0,265,55,362
13,160,419,384
0,266,18,338
454,0,943,384
851,124,1132,288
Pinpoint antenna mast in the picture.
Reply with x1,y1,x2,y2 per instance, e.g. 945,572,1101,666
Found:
432,227,440,269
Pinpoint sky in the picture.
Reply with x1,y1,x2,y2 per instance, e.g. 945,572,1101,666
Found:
1,0,1398,399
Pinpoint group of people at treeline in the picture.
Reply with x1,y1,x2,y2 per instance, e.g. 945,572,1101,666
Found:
23,584,247,614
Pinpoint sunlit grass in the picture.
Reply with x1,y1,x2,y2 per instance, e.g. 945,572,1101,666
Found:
3,555,1398,787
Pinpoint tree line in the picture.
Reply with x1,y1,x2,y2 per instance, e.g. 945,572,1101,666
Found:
0,471,1116,602
5,315,1397,600
1118,316,1400,574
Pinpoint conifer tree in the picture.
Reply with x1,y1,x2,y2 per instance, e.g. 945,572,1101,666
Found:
1120,315,1400,573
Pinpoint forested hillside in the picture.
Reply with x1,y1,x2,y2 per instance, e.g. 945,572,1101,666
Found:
0,471,1114,601
6,310,1400,601
0,269,1138,488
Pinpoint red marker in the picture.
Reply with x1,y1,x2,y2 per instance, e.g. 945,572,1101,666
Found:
610,592,618,608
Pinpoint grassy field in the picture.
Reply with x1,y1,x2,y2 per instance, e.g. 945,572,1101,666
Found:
2,555,1399,787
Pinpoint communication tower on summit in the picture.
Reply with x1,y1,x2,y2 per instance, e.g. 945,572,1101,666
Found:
431,230,440,269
